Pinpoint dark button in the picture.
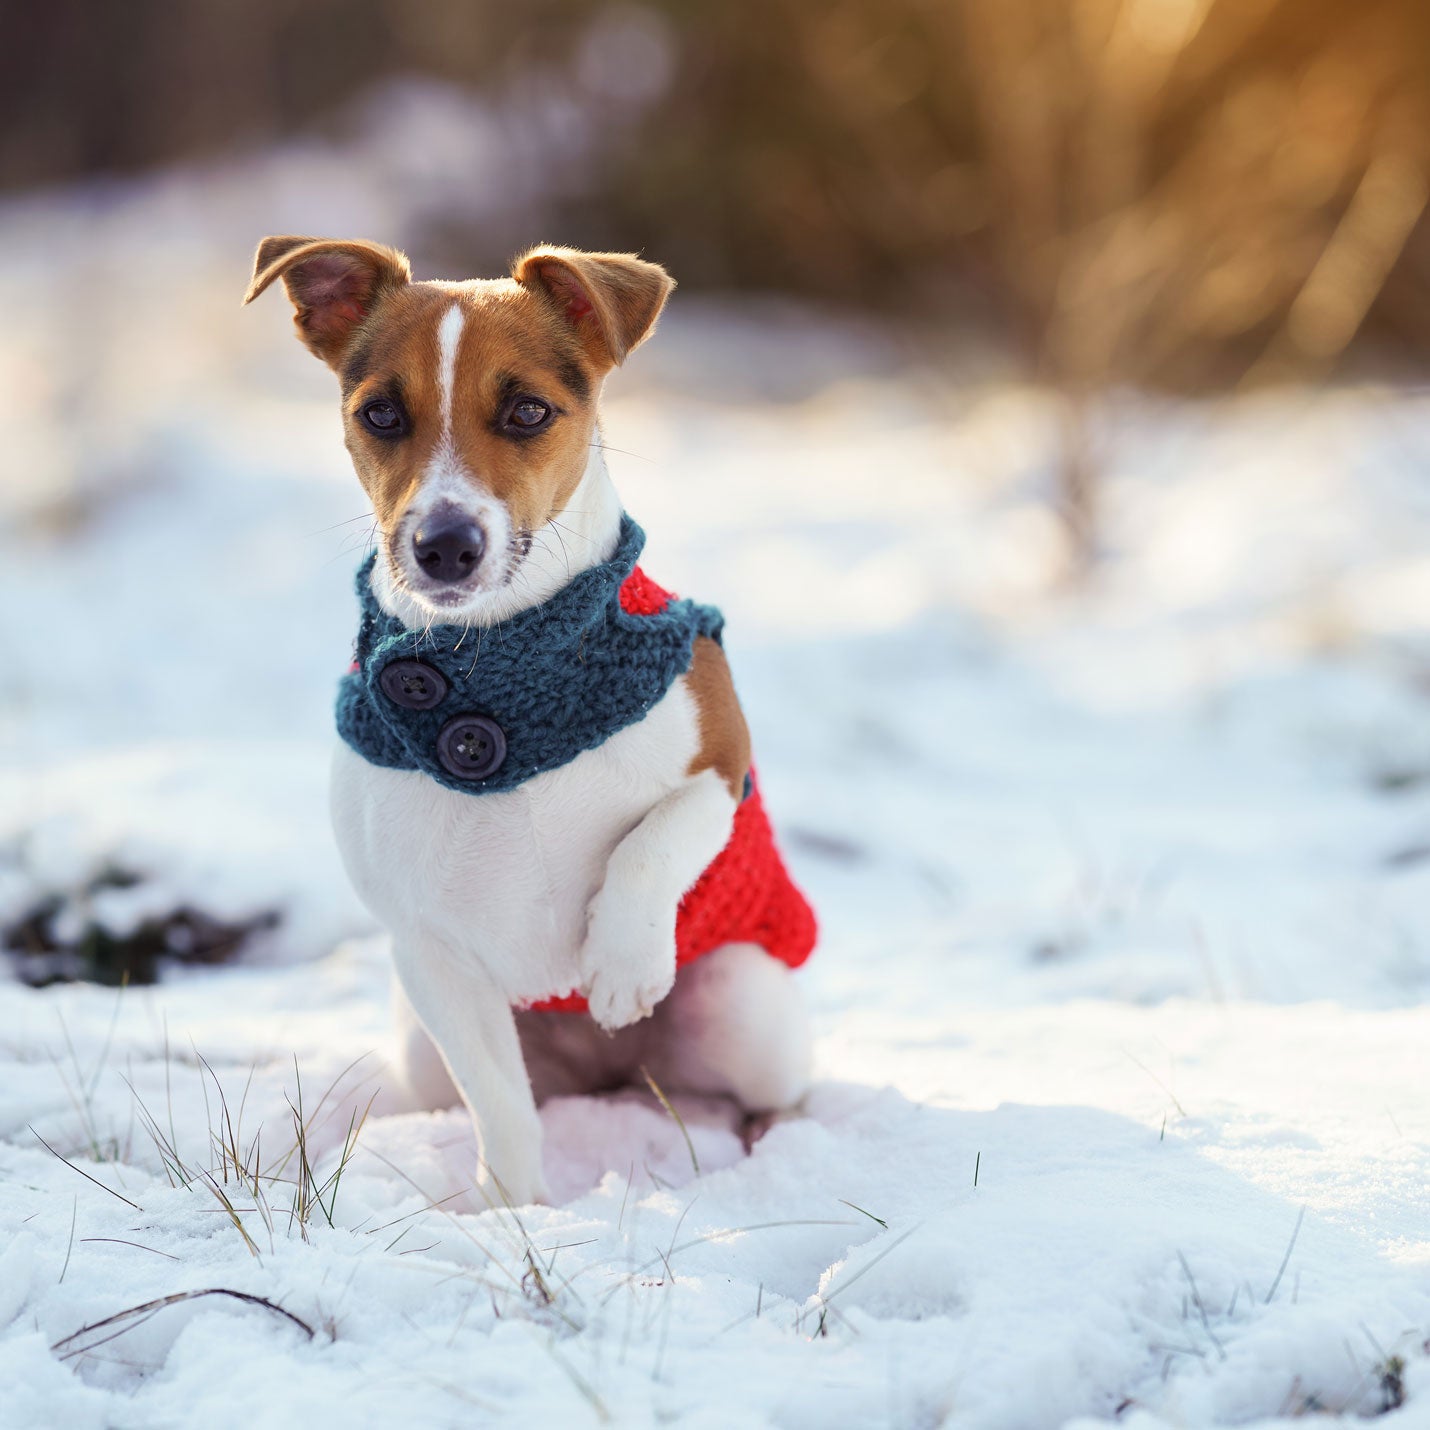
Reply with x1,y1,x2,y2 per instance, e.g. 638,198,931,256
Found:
379,659,449,711
436,714,507,781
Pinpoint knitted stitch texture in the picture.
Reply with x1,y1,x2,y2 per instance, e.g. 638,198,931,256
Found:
338,516,724,796
529,570,818,1011
338,516,817,1013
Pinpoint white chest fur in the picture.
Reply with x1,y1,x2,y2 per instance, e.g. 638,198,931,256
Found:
329,676,702,1005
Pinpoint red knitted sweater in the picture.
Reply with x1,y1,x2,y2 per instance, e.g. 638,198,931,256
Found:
529,565,818,1013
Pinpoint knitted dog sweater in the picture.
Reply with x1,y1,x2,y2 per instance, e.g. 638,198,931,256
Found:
338,516,816,1013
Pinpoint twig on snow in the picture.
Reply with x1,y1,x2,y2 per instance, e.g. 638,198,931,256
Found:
52,1288,316,1360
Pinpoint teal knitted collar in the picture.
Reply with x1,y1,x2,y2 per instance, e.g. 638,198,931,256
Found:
336,515,724,795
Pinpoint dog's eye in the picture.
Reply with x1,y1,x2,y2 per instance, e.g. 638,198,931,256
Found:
360,399,405,436
505,398,552,433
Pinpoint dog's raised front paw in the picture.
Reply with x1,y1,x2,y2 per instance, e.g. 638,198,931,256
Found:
583,959,676,1032
579,895,677,1032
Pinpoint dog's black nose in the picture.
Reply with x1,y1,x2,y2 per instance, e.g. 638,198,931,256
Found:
412,520,486,585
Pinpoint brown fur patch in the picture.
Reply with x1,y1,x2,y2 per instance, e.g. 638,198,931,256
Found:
512,247,674,369
248,238,677,553
684,636,751,800
338,284,450,527
243,237,411,367
338,280,601,536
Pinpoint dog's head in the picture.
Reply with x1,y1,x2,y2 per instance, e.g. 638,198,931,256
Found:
244,237,673,619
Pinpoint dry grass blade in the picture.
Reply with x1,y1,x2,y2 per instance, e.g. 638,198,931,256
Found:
362,1188,469,1238
838,1198,888,1229
122,1072,194,1189
282,1072,376,1236
469,1165,585,1315
1265,1205,1307,1305
592,1218,863,1304
52,1288,315,1360
398,1165,587,1323
360,1146,527,1297
315,1092,378,1227
270,1050,378,1183
58,1195,77,1284
640,1065,699,1177
80,1237,180,1261
816,1223,922,1309
1121,1049,1187,1118
1176,1250,1226,1361
30,1126,141,1210
199,1171,260,1258
538,1337,612,1424
285,1075,314,1236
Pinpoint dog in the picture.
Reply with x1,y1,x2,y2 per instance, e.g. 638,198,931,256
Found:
244,237,816,1205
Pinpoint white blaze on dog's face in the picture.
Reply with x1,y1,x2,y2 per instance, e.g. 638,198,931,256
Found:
244,237,673,618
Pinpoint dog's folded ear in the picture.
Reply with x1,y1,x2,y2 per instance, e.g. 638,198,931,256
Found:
244,237,411,366
513,247,674,370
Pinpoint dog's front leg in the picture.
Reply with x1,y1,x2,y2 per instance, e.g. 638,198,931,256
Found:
393,936,549,1205
581,770,736,1032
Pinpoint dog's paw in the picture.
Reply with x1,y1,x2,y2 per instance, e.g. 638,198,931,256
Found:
579,893,677,1032
583,959,676,1032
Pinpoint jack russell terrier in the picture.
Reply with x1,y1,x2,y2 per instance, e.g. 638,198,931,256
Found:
244,237,816,1204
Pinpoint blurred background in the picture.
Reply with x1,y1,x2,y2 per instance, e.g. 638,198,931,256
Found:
7,0,1430,1006
9,0,1430,559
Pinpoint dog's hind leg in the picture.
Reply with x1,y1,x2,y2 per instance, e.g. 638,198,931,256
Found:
393,935,549,1206
645,942,812,1113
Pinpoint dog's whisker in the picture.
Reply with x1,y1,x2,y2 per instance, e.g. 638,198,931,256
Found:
589,440,654,463
546,518,598,550
305,511,376,538
548,523,573,583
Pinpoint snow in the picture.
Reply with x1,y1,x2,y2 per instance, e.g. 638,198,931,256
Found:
3,119,1430,1426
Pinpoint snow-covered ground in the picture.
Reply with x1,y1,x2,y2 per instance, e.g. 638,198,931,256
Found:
4,122,1430,1426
